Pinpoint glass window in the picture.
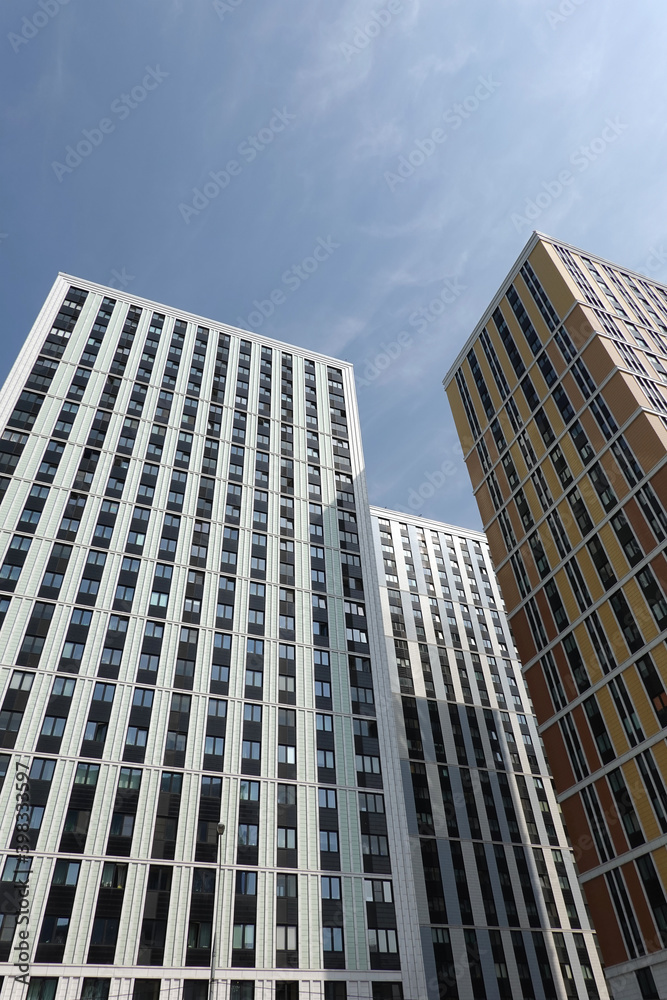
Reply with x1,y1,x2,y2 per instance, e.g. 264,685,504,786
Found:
322,876,341,899
277,784,296,805
277,828,296,850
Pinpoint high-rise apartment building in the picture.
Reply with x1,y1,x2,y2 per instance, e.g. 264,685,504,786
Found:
0,275,429,1000
369,507,606,1000
444,233,667,999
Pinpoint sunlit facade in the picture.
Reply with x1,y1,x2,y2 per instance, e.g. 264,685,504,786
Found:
445,233,667,999
0,276,426,1000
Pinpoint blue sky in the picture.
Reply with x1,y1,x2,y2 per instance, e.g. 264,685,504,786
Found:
2,0,667,530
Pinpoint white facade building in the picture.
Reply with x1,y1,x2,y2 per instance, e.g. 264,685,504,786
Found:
0,276,425,1000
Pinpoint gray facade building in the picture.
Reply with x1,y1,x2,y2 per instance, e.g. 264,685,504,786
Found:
369,507,608,1000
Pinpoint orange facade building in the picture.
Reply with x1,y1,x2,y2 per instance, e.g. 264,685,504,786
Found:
445,234,667,1000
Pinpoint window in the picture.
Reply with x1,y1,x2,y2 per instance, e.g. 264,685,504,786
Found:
232,924,255,950
242,741,261,760
139,653,159,674
315,680,331,699
368,929,398,953
277,784,297,805
110,814,135,838
277,827,296,849
165,732,186,751
133,688,154,708
84,721,107,743
2,857,32,883
276,874,297,897
0,912,17,944
318,788,337,809
278,745,296,764
89,918,119,947
239,780,260,801
353,719,375,737
172,692,192,712
238,824,258,846
100,647,122,668
10,671,34,691
118,767,142,789
317,750,335,769
41,716,66,738
323,927,344,952
187,921,212,950
276,926,298,951
322,876,341,899
75,762,100,786
0,710,23,734
70,608,92,627
39,915,70,944
364,879,393,902
359,793,384,813
93,682,115,703
236,871,257,895
356,754,381,774
204,736,224,756
201,776,222,801
125,727,148,748
320,831,339,852
362,835,389,856
0,564,22,583
52,860,81,886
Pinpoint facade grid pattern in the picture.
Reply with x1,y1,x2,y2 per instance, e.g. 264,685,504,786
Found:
444,232,667,1000
0,275,426,1000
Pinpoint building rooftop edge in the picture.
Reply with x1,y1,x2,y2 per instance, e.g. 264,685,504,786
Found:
368,503,487,539
55,272,355,370
441,229,667,391
441,230,543,391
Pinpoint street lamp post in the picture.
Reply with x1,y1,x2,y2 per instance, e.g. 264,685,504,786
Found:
209,822,226,1000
